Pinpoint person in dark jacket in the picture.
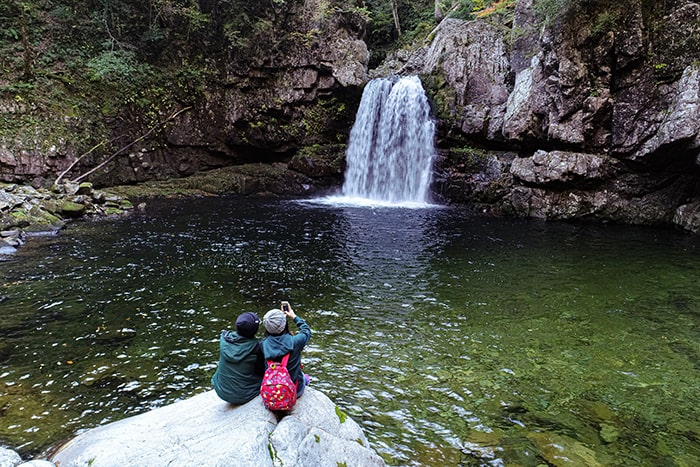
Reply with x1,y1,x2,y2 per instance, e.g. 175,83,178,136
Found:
261,303,311,397
211,311,265,405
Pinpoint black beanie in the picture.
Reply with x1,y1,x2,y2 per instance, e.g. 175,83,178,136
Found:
235,312,261,338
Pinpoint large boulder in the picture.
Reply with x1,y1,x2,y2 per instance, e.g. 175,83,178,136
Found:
49,388,385,467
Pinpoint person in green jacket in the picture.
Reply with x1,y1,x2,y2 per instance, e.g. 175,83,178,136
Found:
211,312,265,405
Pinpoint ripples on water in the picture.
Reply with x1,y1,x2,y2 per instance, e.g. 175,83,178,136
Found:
1,196,699,466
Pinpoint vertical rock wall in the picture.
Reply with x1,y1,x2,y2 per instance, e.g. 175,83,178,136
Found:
406,0,700,232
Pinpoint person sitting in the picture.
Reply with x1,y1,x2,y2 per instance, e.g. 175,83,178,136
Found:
211,311,265,405
261,303,311,397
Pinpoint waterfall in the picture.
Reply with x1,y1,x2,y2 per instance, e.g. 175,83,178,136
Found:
340,76,436,206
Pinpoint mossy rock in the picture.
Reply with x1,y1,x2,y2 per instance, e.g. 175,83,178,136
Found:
77,182,94,195
290,144,346,178
58,201,87,217
599,423,620,443
104,207,125,215
119,199,134,209
9,209,31,226
528,431,603,467
8,206,63,231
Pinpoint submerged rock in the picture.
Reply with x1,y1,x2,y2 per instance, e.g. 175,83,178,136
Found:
527,431,603,467
49,388,385,467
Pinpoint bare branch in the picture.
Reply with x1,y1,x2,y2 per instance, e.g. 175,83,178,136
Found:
71,106,192,184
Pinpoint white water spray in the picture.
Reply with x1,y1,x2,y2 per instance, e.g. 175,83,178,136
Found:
338,76,437,207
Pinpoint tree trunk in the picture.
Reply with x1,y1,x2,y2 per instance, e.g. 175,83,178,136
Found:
391,0,401,37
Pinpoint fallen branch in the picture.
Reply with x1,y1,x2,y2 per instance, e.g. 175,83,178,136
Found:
71,106,192,184
54,141,107,187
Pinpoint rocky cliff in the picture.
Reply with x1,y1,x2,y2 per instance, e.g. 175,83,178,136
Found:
0,0,368,192
407,0,700,232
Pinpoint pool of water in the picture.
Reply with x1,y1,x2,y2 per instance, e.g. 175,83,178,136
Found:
1,196,698,465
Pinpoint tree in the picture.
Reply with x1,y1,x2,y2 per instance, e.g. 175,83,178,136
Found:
391,0,402,36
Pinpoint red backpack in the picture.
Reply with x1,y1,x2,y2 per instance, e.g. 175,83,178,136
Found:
260,354,297,411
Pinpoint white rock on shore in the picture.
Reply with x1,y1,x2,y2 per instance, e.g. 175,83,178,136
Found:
0,447,21,467
48,388,386,467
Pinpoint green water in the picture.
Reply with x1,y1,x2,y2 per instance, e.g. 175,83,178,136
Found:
1,196,698,466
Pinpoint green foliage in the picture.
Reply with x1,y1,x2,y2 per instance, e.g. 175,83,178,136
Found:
365,0,394,47
591,10,617,35
533,0,572,23
86,50,151,84
533,0,604,24
450,1,475,21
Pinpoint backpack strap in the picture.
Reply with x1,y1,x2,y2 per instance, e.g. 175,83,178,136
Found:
267,353,290,368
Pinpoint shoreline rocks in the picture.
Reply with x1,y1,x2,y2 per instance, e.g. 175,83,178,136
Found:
0,181,134,254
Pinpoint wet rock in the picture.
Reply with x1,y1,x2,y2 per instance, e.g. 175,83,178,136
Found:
0,182,133,250
0,341,13,362
288,144,346,180
80,366,126,389
578,400,617,424
76,182,94,195
599,423,619,443
91,190,105,203
57,201,86,217
0,235,19,248
673,200,700,234
1,236,21,248
510,151,618,186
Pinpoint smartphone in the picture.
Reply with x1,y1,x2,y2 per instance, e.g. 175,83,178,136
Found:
281,301,290,312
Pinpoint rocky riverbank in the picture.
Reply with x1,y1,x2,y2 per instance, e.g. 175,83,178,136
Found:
0,182,135,255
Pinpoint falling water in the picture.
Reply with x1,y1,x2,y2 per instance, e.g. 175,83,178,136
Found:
340,76,436,206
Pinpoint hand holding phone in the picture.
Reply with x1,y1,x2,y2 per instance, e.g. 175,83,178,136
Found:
280,301,295,318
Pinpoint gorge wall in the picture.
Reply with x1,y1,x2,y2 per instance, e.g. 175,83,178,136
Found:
1,0,699,232
408,0,700,232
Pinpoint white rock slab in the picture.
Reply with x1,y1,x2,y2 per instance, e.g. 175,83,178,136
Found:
49,388,385,467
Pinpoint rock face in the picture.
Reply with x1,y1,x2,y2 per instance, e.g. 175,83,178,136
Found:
0,0,367,192
409,1,700,232
49,388,385,467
